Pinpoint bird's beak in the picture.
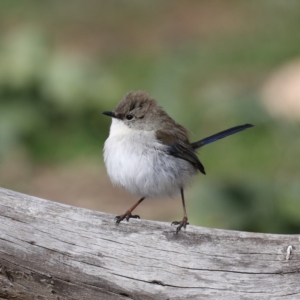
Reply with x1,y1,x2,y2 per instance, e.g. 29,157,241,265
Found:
102,111,120,119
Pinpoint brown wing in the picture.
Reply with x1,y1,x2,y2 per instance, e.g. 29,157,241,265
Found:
156,129,206,175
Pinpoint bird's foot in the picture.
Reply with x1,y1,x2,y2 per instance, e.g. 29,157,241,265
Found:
115,211,140,224
171,216,189,234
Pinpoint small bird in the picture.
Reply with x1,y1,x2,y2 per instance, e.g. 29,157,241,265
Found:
103,91,253,233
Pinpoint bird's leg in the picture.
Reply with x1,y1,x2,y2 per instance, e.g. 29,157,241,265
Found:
115,197,145,224
171,189,189,234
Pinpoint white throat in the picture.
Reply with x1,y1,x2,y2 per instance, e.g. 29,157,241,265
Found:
109,118,133,137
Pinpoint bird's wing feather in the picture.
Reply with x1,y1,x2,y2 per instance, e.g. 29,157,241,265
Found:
156,129,206,175
168,143,206,175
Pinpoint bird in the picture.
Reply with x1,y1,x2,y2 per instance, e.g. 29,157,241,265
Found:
103,91,254,233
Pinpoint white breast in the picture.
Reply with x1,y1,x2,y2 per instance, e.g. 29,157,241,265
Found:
103,119,197,198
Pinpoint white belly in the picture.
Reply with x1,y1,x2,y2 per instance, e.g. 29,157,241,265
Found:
103,119,197,198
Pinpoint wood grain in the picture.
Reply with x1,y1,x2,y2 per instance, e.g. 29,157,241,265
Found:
0,187,299,299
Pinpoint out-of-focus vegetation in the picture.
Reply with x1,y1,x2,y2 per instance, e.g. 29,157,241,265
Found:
1,1,300,233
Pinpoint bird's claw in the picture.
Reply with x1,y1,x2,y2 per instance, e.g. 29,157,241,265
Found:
171,217,189,234
115,211,140,224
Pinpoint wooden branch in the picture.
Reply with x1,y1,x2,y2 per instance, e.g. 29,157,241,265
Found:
0,187,299,299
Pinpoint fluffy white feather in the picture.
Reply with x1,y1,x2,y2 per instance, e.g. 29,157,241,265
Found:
104,119,196,198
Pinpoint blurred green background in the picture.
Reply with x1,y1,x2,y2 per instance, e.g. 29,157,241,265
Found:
1,0,300,233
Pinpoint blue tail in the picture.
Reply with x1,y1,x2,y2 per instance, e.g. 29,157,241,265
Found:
191,124,254,150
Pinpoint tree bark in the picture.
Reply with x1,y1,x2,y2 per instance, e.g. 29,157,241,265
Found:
0,187,299,299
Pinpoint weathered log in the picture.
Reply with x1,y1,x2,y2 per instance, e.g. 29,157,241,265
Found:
0,187,299,299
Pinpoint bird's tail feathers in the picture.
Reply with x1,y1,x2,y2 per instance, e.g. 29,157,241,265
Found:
191,124,254,150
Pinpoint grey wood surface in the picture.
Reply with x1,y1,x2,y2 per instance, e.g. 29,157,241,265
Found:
0,187,299,300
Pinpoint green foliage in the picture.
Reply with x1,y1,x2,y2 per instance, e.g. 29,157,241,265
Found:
0,29,121,161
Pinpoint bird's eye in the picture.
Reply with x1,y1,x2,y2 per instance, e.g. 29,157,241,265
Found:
126,114,133,120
